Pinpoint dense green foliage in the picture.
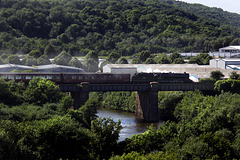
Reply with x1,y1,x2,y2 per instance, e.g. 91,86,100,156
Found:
90,92,136,112
0,0,240,59
188,53,212,65
0,78,122,159
168,0,240,28
113,91,240,159
3,76,240,159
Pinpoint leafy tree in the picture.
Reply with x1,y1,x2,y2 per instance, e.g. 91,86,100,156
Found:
210,70,224,81
5,55,22,64
131,58,141,64
37,54,51,65
0,53,8,62
188,56,197,64
0,78,22,106
189,53,212,65
101,92,136,112
44,44,58,58
230,71,240,80
116,57,128,64
106,52,121,63
169,52,182,63
85,50,99,63
52,51,72,66
28,50,42,58
155,53,170,64
144,58,156,64
138,50,150,62
69,57,84,69
90,117,122,160
214,79,240,94
84,50,99,72
123,126,164,154
173,57,185,64
22,56,38,66
23,77,63,106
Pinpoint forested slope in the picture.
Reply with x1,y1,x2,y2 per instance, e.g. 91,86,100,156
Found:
163,0,240,28
0,0,240,57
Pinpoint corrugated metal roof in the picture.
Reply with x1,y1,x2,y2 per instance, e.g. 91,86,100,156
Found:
0,64,84,72
0,64,36,69
220,46,240,50
220,59,240,62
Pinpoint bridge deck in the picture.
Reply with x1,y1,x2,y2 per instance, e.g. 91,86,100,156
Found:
59,82,214,92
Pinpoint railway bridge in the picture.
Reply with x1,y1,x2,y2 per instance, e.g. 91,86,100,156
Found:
59,82,214,122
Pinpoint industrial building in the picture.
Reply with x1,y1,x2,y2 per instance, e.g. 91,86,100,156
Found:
0,64,84,73
219,46,240,53
0,64,36,72
36,64,84,73
103,64,238,82
210,59,240,69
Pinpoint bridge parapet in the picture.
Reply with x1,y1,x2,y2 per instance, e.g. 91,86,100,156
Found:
157,83,214,91
89,83,150,92
59,82,214,92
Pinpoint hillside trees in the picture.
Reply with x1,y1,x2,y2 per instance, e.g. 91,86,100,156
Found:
0,0,239,57
84,50,99,72
188,53,212,65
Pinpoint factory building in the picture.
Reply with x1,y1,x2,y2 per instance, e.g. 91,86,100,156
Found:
0,64,84,73
210,59,240,69
103,64,137,79
36,64,84,73
219,46,240,53
103,64,236,82
0,64,36,72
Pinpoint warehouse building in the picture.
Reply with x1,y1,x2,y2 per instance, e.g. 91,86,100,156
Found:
210,59,240,69
219,46,240,53
0,64,84,73
103,64,237,82
36,64,84,73
0,64,36,72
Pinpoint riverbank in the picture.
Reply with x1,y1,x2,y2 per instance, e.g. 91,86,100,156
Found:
97,107,162,141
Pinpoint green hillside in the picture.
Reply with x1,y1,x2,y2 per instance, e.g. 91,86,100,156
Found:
0,0,240,57
164,0,240,28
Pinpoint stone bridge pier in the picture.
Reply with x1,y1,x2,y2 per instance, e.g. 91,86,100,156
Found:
135,82,159,122
70,82,89,109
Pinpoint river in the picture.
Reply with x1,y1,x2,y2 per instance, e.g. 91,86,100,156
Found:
97,108,163,141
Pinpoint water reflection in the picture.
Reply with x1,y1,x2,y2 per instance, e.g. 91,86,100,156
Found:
97,108,162,141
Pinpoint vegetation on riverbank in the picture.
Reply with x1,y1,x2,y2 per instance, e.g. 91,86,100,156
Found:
2,73,240,159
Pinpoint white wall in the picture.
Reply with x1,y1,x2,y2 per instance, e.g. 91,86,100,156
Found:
210,59,218,68
111,68,137,80
102,64,111,73
218,60,226,69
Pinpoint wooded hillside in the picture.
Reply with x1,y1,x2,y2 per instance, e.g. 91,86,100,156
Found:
0,0,240,57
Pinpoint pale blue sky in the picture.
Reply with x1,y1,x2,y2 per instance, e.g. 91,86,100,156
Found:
180,0,240,14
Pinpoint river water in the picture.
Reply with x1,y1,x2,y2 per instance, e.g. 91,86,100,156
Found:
97,108,163,141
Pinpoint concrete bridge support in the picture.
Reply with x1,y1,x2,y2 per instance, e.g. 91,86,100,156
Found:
135,82,159,122
71,82,90,109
